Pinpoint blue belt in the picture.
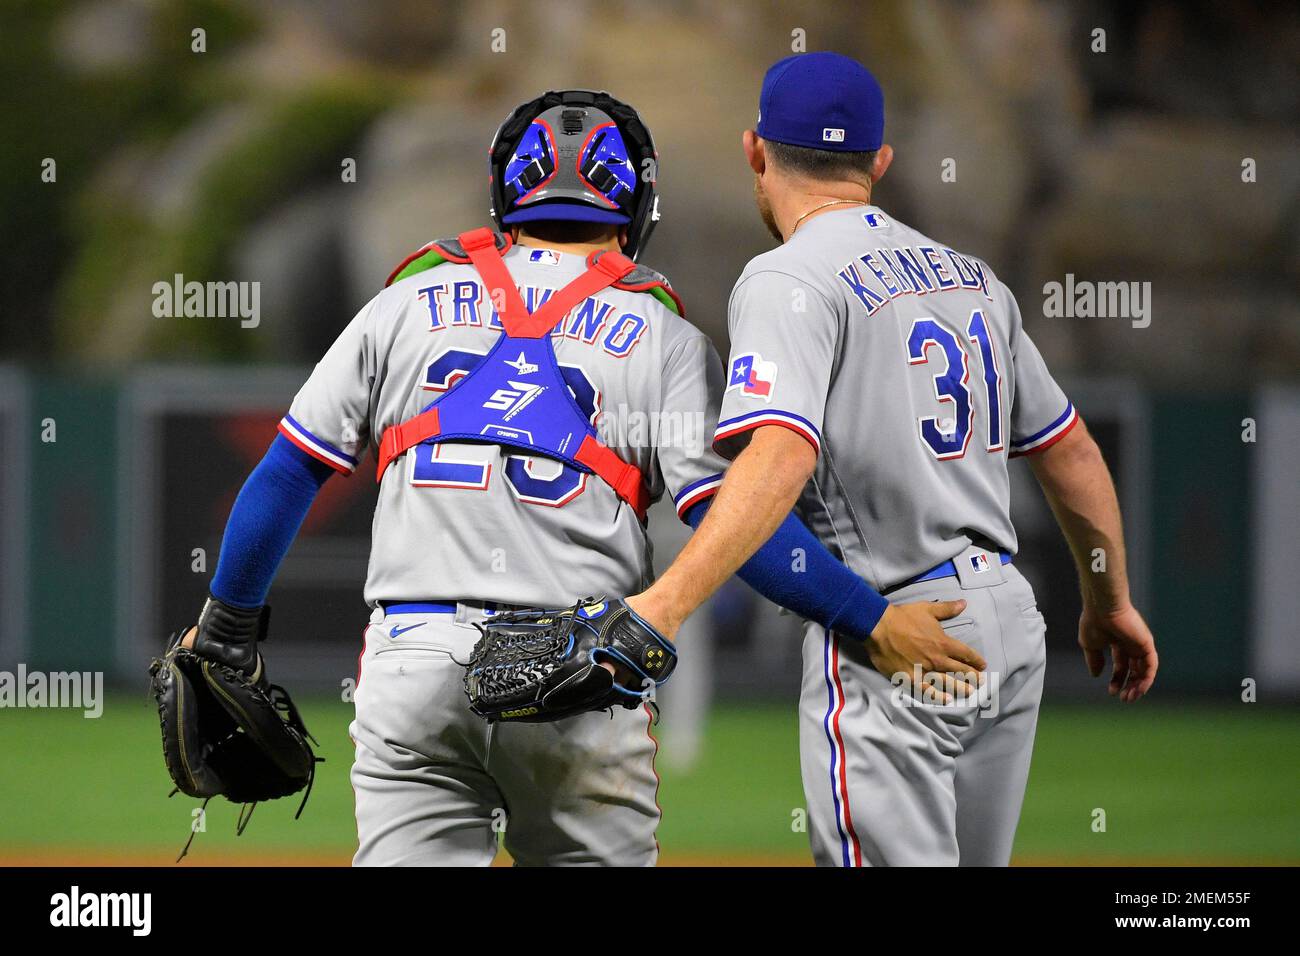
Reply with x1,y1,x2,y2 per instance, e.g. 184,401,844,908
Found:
892,551,1012,592
381,602,457,615
381,601,519,615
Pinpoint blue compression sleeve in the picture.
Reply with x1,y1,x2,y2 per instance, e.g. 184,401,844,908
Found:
682,500,889,640
210,434,336,608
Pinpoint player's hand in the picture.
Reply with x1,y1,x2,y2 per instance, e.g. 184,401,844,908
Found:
1078,603,1157,702
598,659,635,685
865,600,986,705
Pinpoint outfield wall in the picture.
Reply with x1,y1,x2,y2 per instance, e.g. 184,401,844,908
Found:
1,367,1286,700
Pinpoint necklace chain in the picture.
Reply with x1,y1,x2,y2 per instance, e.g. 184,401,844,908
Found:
791,199,867,234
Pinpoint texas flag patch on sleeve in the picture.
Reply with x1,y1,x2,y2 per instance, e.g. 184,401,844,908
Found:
727,353,778,401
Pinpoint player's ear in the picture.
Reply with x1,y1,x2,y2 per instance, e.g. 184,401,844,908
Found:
618,225,629,249
743,130,765,176
870,144,894,184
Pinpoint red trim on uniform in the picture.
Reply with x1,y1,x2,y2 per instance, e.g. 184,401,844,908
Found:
674,485,719,518
574,122,621,209
517,118,561,204
643,702,663,855
507,463,585,507
613,277,686,316
1008,409,1080,458
385,241,438,287
714,417,820,457
277,421,353,475
829,637,863,867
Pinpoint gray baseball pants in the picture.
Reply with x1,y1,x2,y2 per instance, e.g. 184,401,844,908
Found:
350,605,662,866
799,549,1047,866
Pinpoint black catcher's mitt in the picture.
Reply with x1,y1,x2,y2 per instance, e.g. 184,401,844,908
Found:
464,598,677,723
149,596,319,856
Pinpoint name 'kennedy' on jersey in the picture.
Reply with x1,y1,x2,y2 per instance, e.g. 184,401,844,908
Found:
837,243,993,317
415,281,649,358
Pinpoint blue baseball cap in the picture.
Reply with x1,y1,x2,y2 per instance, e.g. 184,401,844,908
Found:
755,52,885,152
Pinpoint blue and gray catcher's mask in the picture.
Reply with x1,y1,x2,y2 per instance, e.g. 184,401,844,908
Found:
488,90,661,261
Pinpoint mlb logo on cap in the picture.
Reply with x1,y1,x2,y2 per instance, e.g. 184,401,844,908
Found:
823,128,845,143
970,553,991,574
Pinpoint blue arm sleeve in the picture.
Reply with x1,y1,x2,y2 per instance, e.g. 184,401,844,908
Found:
209,434,336,608
682,500,889,640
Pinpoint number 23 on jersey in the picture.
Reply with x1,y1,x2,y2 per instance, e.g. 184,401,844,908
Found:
410,346,601,507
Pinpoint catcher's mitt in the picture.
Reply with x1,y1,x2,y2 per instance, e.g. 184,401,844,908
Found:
149,596,319,859
464,598,677,723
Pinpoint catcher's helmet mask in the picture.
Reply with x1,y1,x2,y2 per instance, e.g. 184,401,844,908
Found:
489,89,661,261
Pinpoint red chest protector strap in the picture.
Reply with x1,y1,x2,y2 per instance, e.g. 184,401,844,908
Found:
376,228,652,520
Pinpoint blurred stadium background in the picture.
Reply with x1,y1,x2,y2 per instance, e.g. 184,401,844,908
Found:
0,0,1296,865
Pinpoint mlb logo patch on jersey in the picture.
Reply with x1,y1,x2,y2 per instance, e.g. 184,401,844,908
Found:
528,249,561,265
969,553,991,574
863,212,889,229
727,353,777,402
822,127,845,143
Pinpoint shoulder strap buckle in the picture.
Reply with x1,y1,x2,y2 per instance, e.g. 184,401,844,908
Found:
457,227,499,253
589,249,637,281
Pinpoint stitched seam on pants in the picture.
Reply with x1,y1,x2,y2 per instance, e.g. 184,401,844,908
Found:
989,587,1013,679
644,703,663,856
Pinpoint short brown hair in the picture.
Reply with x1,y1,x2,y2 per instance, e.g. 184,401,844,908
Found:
765,140,876,186
518,219,619,245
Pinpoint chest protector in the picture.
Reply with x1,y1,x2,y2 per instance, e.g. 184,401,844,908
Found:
376,227,677,521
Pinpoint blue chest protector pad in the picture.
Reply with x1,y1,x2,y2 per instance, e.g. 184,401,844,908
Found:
376,228,663,519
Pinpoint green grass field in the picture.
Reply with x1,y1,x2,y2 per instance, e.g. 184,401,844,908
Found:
1,696,1295,865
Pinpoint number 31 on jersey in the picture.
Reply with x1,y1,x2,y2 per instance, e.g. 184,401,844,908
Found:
905,309,1003,459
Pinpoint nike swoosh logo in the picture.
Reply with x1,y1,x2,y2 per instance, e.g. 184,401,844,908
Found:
389,623,427,638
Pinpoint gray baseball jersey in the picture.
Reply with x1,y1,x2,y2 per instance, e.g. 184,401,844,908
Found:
715,205,1078,591
281,244,728,607
718,205,1070,866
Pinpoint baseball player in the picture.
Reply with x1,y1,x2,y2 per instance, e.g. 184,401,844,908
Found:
627,53,1159,866
175,88,962,866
